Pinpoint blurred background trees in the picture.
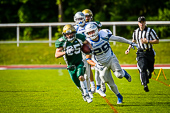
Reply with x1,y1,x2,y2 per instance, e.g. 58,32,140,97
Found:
0,0,170,40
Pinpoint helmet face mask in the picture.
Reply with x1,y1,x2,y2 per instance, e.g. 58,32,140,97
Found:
82,9,93,22
85,24,98,40
85,15,92,22
74,12,85,27
62,24,76,42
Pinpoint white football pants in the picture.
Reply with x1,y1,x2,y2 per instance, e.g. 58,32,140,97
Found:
98,55,124,95
83,56,91,91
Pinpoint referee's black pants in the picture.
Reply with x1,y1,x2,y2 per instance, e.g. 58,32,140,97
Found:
136,49,155,86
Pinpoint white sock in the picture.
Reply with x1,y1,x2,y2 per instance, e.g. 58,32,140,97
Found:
86,79,91,91
90,81,95,88
80,80,88,96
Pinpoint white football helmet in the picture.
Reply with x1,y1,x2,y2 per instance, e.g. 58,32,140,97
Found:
74,12,85,27
85,23,98,40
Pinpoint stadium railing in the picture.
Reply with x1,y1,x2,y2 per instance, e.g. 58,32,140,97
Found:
0,21,170,47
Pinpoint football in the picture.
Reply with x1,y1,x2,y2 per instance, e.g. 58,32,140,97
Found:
81,44,91,54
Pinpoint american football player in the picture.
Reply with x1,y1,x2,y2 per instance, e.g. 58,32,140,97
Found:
74,11,106,97
82,9,106,96
85,23,136,104
73,12,94,98
55,24,92,103
82,9,102,28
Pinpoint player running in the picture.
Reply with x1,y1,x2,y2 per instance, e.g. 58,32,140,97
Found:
55,24,92,103
82,9,106,95
84,23,136,104
73,11,94,98
74,11,106,97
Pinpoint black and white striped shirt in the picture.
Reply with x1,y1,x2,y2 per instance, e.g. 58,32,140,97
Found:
132,27,159,50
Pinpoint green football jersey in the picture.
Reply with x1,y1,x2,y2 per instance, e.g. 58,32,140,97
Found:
55,34,86,66
91,21,102,28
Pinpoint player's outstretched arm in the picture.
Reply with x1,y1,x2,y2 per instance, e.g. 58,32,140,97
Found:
86,55,104,71
109,35,132,44
125,40,136,55
86,55,96,66
55,47,66,58
125,45,132,55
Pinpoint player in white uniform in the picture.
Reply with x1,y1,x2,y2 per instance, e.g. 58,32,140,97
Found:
93,29,113,96
85,23,136,104
74,11,106,97
73,12,94,98
82,9,106,96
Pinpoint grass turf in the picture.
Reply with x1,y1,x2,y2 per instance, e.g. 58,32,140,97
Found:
0,41,170,65
0,69,169,113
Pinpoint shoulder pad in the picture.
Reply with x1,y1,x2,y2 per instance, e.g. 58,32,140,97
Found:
98,30,111,39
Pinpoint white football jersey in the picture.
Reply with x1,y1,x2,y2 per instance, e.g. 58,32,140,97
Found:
74,22,100,35
74,24,86,34
87,30,115,66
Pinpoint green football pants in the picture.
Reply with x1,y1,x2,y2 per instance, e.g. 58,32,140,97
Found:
68,62,85,87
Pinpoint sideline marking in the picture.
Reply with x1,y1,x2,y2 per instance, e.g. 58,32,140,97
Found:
0,68,7,70
58,69,63,76
102,97,118,113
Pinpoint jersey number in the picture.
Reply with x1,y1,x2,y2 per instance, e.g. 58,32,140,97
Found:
94,43,110,55
66,44,81,56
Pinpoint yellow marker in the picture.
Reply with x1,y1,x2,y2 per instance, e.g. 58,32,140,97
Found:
156,68,167,80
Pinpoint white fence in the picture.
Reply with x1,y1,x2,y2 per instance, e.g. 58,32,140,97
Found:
0,21,170,47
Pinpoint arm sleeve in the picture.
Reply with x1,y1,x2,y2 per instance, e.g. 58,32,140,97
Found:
150,29,159,40
76,34,86,42
109,35,132,44
55,38,65,48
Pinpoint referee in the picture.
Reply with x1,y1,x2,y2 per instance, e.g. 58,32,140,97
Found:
125,16,159,92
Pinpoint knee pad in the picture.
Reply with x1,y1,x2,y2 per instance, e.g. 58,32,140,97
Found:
114,70,124,79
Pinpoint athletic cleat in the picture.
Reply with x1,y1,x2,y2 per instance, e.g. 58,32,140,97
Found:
123,69,132,82
101,87,106,93
96,88,106,97
85,95,93,103
101,82,106,93
117,94,123,104
127,74,132,82
144,85,149,92
88,91,93,98
91,87,96,94
82,95,87,102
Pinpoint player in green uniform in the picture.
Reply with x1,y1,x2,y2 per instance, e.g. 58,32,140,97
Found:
82,9,102,29
55,24,92,103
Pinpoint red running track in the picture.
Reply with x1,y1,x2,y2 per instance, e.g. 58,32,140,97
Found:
0,64,170,70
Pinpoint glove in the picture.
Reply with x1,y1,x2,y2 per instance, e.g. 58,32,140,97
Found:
95,63,104,71
130,42,138,49
65,47,74,55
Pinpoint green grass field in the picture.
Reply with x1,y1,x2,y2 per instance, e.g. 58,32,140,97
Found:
0,41,170,65
0,69,169,113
